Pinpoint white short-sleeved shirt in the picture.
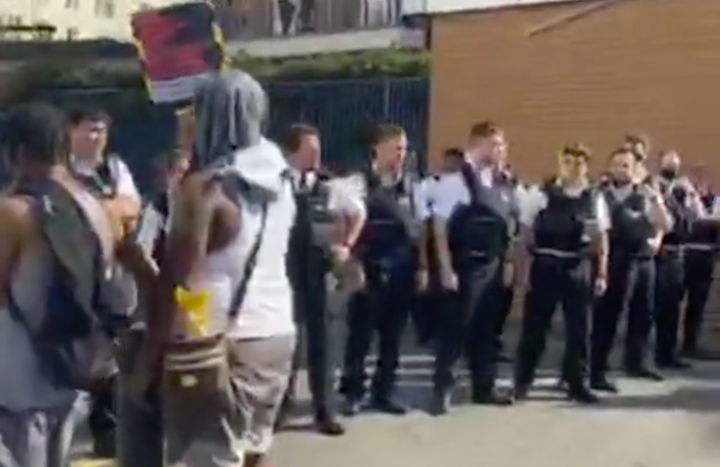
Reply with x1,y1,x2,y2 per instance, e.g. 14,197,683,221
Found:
413,176,437,221
519,184,611,231
432,169,523,221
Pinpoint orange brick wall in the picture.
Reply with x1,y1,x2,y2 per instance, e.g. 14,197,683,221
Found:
428,0,720,181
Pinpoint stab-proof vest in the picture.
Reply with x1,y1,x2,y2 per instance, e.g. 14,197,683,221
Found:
288,172,334,278
447,162,515,270
687,193,720,248
601,183,655,258
356,170,419,275
657,176,693,246
533,181,595,255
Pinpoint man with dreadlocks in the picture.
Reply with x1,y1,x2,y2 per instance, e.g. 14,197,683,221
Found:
135,71,296,467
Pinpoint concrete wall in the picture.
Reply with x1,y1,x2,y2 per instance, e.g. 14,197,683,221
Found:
428,0,720,179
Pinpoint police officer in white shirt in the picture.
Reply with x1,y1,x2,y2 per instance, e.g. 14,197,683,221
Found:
339,124,425,416
281,124,365,436
430,122,522,413
513,144,609,404
590,146,673,393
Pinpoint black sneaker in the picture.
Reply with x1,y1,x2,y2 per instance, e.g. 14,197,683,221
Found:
512,384,531,401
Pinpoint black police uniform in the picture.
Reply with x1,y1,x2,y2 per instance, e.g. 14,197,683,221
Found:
681,193,719,356
433,162,516,410
590,182,660,390
71,155,122,456
284,170,343,429
654,177,694,367
340,170,419,414
514,181,597,402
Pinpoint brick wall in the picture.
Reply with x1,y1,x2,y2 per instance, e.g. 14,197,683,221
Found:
428,0,720,180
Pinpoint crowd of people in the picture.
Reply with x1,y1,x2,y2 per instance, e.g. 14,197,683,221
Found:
0,68,717,467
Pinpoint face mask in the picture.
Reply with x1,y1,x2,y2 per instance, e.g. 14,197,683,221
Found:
660,167,679,179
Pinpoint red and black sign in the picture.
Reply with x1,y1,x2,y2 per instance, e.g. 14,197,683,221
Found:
132,1,224,83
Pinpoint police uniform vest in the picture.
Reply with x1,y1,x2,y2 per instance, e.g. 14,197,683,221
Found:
657,176,693,246
533,180,595,255
601,183,655,257
289,171,334,273
448,162,515,270
687,193,720,248
71,155,122,199
357,170,419,272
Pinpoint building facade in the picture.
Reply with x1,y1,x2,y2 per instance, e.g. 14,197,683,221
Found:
218,0,426,56
0,0,182,40
427,0,720,178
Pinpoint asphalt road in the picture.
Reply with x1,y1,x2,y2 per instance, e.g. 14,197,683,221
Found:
73,318,720,467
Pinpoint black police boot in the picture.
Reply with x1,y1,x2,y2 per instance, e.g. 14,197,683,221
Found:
369,394,408,415
471,386,514,406
589,374,619,393
656,356,693,370
341,396,364,417
624,365,664,381
314,410,346,436
429,387,452,416
567,385,600,404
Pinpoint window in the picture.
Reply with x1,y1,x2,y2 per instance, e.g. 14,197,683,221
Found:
66,27,79,40
65,0,80,10
95,0,116,18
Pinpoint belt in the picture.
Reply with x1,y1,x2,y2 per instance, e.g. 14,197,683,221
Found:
684,243,715,251
533,248,582,258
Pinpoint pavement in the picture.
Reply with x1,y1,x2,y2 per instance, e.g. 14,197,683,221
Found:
73,319,720,467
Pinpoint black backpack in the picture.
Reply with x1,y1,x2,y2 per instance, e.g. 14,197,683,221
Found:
7,178,131,390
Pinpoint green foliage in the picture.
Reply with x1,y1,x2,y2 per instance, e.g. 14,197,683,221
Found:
2,49,429,105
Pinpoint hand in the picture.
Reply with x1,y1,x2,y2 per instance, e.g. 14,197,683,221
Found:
594,276,607,296
416,268,429,292
331,244,351,264
440,265,458,291
647,236,662,254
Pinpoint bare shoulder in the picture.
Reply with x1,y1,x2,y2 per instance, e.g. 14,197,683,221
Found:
0,195,36,236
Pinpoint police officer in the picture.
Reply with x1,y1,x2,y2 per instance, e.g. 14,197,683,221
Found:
513,144,608,404
653,151,705,369
67,107,142,457
590,146,673,393
430,121,521,414
281,124,365,435
681,168,720,358
340,123,425,416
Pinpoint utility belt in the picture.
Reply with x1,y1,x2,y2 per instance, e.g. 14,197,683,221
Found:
532,247,587,259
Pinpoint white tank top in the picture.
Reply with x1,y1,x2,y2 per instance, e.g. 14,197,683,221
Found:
174,179,296,340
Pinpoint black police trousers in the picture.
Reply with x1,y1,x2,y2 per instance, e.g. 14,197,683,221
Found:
285,268,340,418
88,376,116,448
340,266,412,401
591,254,655,377
433,259,502,394
515,255,590,389
654,249,685,364
682,249,716,353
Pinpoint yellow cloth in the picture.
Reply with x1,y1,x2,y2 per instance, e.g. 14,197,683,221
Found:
174,287,211,338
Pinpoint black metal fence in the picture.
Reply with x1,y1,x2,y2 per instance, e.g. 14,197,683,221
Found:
23,77,428,193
